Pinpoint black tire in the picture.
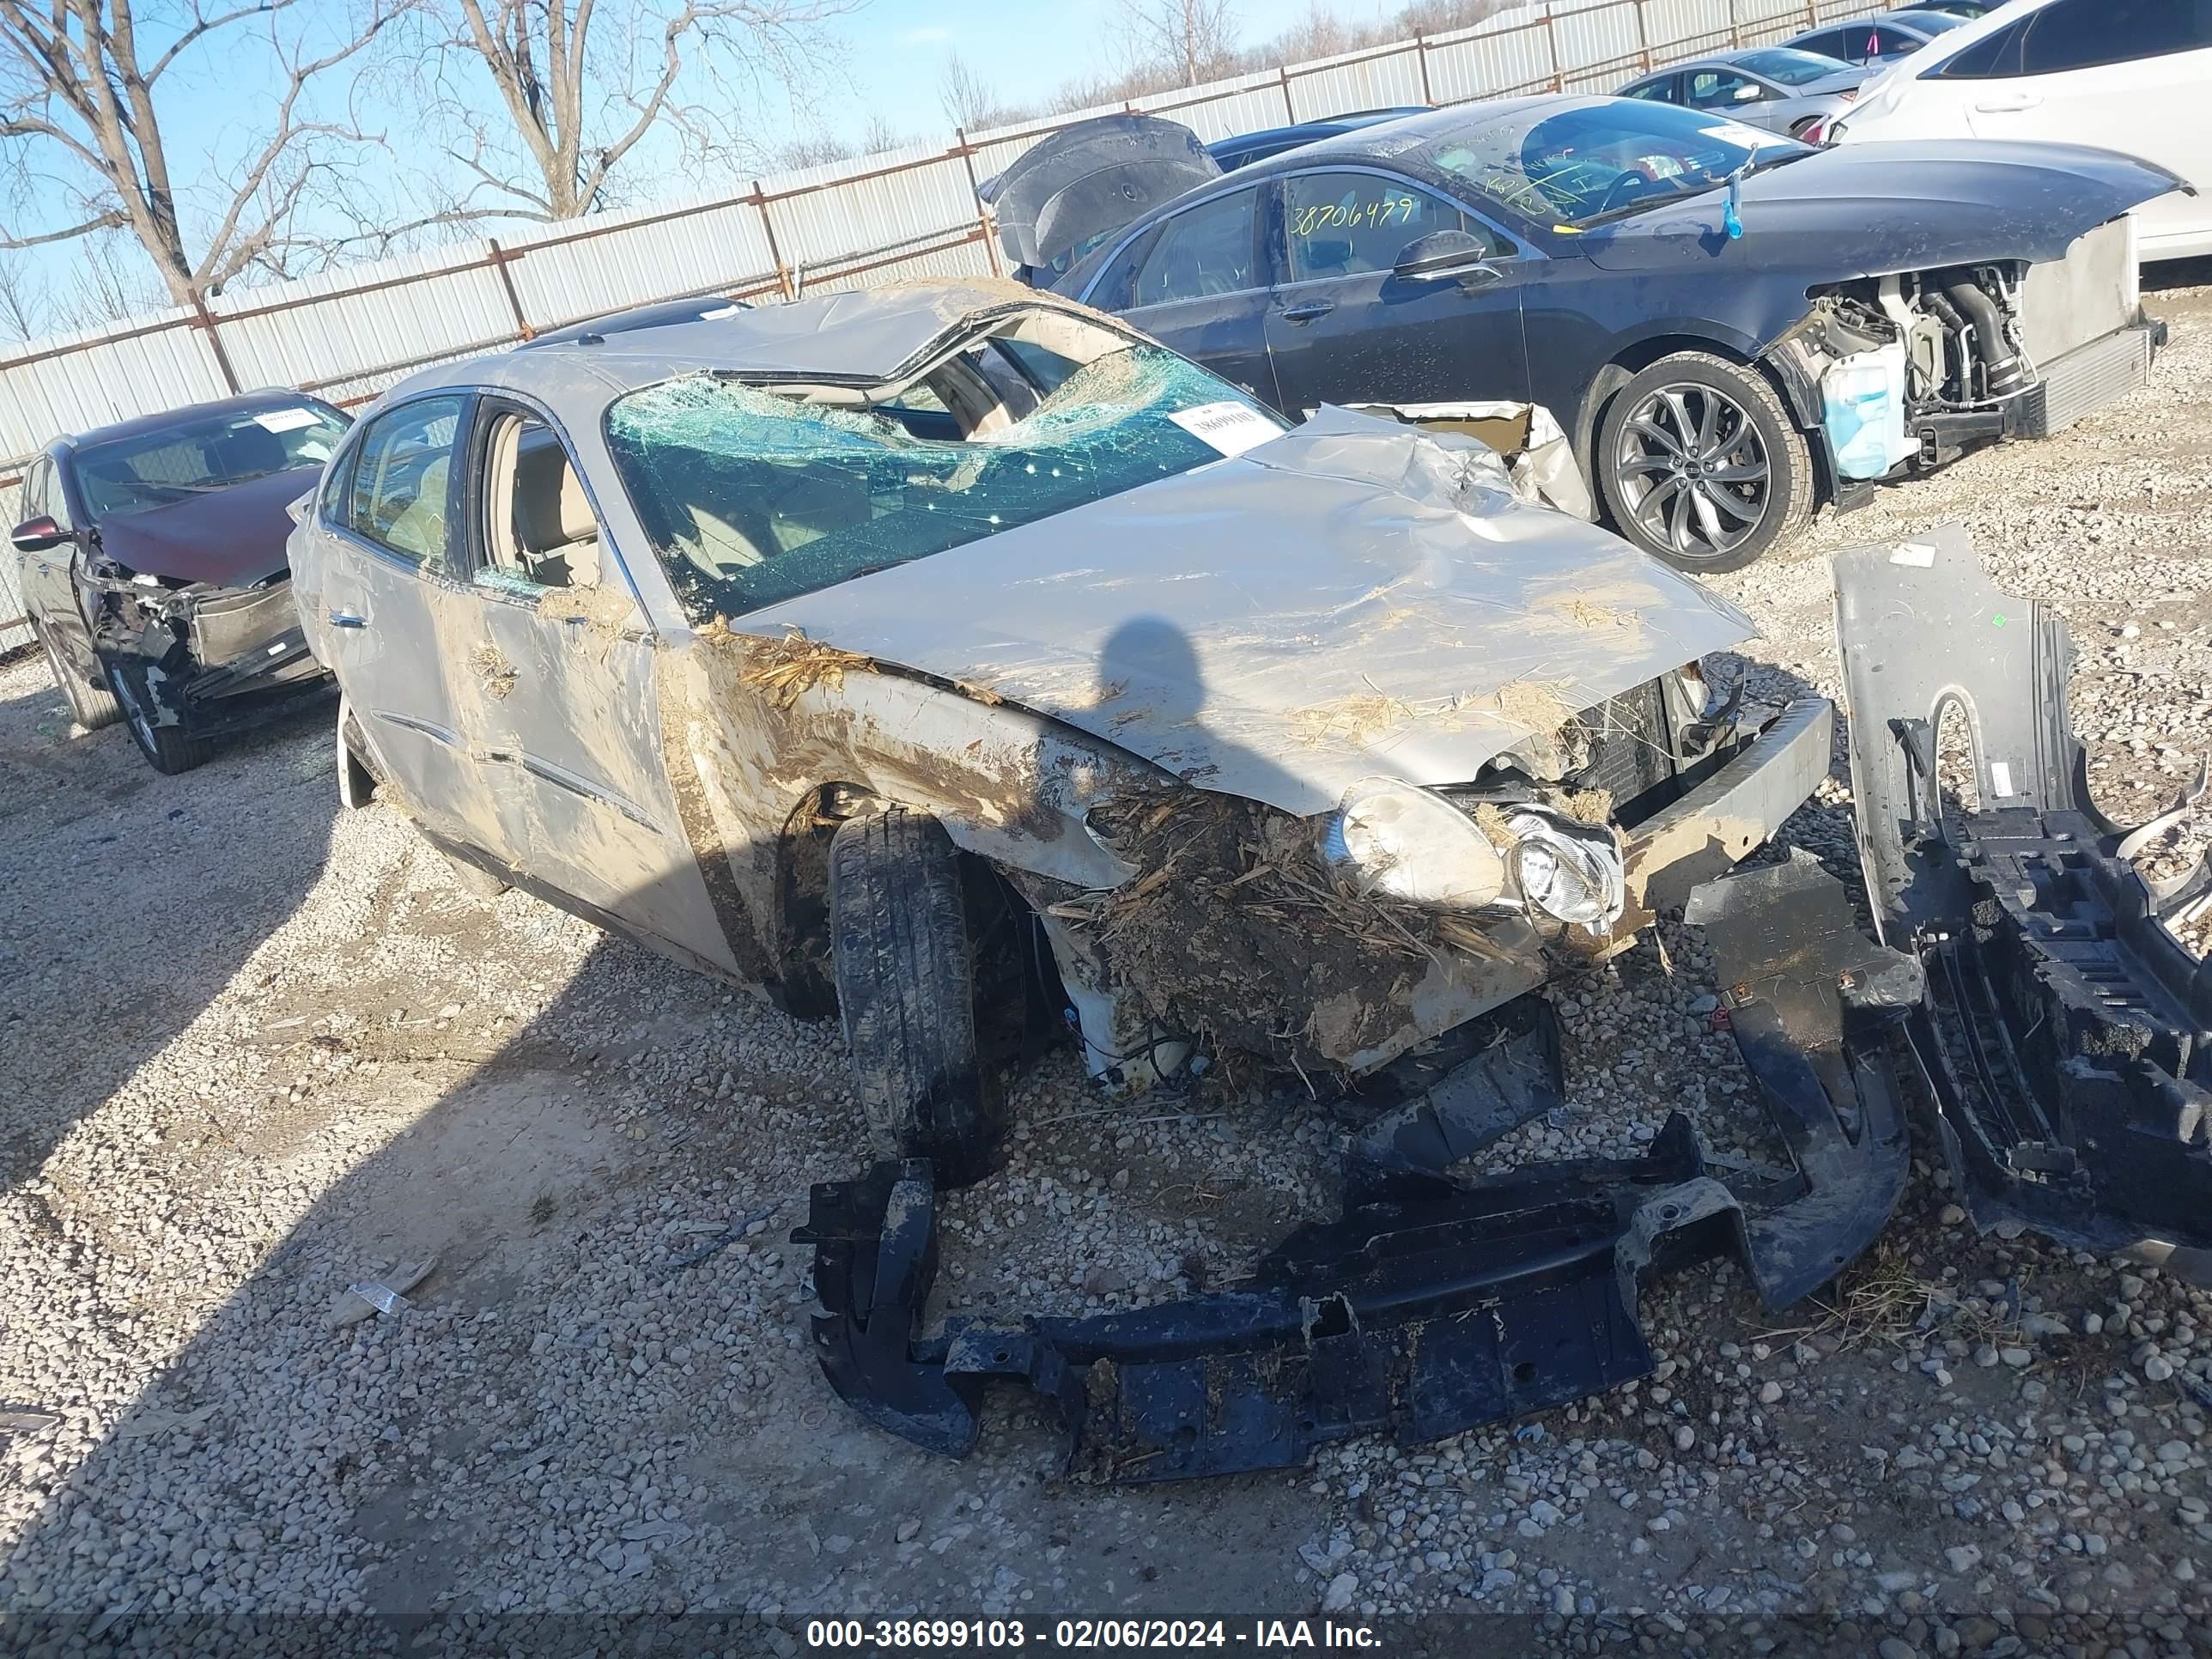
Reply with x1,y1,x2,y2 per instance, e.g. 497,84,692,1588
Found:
105,659,215,775
32,615,121,731
829,807,1006,1186
337,697,380,809
1596,350,1813,574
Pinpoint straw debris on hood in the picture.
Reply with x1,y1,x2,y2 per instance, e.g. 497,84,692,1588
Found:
714,623,876,709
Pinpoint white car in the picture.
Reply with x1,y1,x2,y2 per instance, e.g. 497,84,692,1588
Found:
1826,0,2211,262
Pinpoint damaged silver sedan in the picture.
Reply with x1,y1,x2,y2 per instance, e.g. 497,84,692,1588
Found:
291,281,1855,1476
292,279,1825,1161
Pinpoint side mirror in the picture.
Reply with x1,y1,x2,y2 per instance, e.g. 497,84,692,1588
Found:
1392,228,1498,284
11,515,64,552
1733,83,1767,104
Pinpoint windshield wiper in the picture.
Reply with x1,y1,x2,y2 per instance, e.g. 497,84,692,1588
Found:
1574,174,1723,228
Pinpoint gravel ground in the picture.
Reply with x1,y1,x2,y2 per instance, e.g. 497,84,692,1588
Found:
4,267,2212,1656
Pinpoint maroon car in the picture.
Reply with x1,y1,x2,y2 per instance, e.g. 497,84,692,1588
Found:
13,392,348,773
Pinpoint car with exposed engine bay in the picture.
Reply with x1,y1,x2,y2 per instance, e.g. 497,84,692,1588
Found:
988,96,2176,571
13,391,349,773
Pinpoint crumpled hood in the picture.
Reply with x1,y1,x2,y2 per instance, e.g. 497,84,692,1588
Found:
1584,140,2181,275
94,464,319,587
741,408,1756,817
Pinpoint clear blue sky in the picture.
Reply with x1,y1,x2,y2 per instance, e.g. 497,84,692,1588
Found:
803,0,1399,141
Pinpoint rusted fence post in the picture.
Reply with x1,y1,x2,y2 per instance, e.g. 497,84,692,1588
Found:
1414,31,1434,103
1279,64,1296,121
1546,5,1563,91
752,182,793,300
189,293,240,394
485,240,532,340
955,131,1002,277
1634,0,1651,69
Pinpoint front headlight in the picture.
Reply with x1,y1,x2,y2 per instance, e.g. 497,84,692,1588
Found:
1321,780,1505,908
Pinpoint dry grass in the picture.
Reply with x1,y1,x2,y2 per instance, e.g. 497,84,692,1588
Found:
720,624,875,709
1756,1247,2020,1353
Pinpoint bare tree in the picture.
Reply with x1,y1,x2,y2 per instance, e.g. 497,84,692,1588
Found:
938,51,1008,133
0,251,43,338
0,0,409,306
1114,0,1237,88
410,0,855,228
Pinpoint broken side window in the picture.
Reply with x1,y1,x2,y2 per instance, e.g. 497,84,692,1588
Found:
603,339,1286,621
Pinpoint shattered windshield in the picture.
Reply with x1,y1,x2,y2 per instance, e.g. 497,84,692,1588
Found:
605,339,1286,619
1424,101,1800,228
74,404,349,519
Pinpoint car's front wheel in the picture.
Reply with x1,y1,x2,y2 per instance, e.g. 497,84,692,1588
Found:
829,807,1007,1187
32,615,121,731
1597,351,1811,574
105,659,215,775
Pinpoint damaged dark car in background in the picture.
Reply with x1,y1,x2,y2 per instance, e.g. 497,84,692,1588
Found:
992,97,2180,570
13,392,347,773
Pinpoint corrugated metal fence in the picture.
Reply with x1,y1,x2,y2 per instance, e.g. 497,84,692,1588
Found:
0,0,1894,653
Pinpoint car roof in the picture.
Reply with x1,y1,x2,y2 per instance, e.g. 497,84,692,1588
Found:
374,278,1129,415
1628,50,1781,78
52,387,327,454
1207,107,1430,156
1223,94,1578,176
520,294,751,349
1799,10,1946,33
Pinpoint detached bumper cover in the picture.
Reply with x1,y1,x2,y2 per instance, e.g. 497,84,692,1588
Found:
797,852,1920,1483
1835,524,2212,1270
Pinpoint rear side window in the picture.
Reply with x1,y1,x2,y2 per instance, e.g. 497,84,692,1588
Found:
344,396,464,566
1685,69,1766,110
1280,171,1490,283
2015,0,2212,73
1131,188,1261,307
1936,21,2024,77
1624,75,1679,103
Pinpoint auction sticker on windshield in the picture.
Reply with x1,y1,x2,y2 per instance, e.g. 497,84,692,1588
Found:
252,408,324,432
1169,402,1280,457
1698,122,1770,147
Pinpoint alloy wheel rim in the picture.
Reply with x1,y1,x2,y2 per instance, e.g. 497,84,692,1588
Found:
111,665,158,751
1615,383,1771,561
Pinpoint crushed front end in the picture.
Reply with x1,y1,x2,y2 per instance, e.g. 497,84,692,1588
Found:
85,557,327,739
1835,524,2212,1273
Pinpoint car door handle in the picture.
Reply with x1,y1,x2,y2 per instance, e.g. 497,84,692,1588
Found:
1279,301,1335,324
327,610,368,629
1973,93,2042,112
